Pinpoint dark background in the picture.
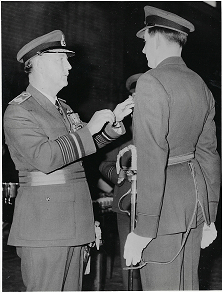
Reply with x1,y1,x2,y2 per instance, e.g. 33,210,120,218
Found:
2,1,221,198
2,2,221,117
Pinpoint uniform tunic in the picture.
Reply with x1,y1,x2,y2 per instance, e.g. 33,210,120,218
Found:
133,56,220,290
133,57,220,239
99,136,133,215
4,84,125,248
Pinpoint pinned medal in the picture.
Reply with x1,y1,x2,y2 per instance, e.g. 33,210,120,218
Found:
66,110,84,132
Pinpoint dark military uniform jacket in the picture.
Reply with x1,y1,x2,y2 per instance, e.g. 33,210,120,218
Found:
133,57,220,239
4,84,125,247
99,136,133,214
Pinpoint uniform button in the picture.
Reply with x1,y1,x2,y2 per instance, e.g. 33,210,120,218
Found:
46,197,50,201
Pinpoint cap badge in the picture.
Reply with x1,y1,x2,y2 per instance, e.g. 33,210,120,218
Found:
61,35,66,47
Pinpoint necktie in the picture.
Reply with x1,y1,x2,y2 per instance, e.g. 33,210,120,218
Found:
55,100,72,132
55,100,63,116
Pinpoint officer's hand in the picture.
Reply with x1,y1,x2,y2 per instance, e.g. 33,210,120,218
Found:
113,96,134,122
124,232,152,266
87,109,115,135
201,222,217,249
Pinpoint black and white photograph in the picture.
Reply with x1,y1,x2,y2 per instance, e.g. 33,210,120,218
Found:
2,1,221,291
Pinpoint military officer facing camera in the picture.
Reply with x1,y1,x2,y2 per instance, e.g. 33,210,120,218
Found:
124,6,220,290
3,30,134,291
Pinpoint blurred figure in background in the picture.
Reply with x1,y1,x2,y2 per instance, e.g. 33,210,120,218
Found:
99,73,142,290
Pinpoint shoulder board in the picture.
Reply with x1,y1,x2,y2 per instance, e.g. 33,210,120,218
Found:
9,92,31,105
58,98,66,103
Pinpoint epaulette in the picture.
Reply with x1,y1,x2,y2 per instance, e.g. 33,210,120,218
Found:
9,92,31,105
58,97,66,103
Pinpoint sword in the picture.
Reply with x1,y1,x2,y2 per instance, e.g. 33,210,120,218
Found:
116,145,137,291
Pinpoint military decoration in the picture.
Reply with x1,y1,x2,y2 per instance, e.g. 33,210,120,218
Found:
66,109,84,132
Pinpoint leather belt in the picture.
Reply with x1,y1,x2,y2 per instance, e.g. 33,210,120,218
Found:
168,152,194,166
19,169,86,186
20,153,194,186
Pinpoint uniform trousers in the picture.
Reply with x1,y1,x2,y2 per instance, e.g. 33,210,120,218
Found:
17,245,84,291
117,212,142,290
140,221,204,290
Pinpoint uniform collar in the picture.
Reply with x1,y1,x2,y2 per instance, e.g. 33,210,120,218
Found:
26,84,69,127
27,84,57,105
157,56,186,68
37,89,56,105
26,84,59,111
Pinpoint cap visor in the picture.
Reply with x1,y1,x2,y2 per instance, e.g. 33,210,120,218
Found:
62,49,75,57
46,48,75,57
136,27,147,38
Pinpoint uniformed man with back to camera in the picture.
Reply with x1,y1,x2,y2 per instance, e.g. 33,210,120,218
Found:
99,73,142,290
123,6,220,290
3,30,134,291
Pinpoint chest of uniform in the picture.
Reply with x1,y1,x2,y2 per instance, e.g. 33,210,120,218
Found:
28,105,69,139
25,98,84,139
62,107,84,132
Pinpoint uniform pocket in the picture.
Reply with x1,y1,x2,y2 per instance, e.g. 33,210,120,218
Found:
18,185,76,240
